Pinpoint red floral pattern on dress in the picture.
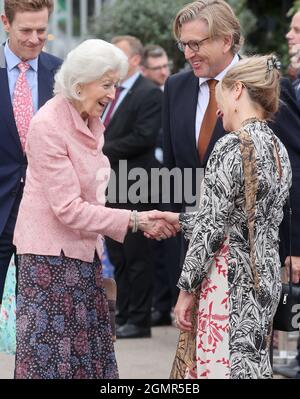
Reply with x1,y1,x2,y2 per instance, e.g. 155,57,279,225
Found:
36,264,52,289
63,292,73,319
74,331,88,355
186,237,230,379
15,253,118,379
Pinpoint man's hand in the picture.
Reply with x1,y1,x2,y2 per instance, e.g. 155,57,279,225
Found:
285,256,300,283
174,290,194,332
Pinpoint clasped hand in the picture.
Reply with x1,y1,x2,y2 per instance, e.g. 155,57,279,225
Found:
138,210,180,240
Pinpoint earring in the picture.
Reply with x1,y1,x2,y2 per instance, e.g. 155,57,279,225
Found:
234,101,238,113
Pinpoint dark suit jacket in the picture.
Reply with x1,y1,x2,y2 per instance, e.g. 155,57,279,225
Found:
103,74,163,209
163,70,300,260
0,45,62,235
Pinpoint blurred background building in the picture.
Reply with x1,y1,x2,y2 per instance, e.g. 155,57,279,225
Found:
0,0,113,58
0,0,296,70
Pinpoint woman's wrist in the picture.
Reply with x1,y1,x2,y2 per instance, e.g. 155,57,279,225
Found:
129,210,139,232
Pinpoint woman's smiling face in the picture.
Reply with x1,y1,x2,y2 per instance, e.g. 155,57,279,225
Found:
77,70,120,119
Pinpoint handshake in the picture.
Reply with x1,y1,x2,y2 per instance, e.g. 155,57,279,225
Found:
129,210,181,241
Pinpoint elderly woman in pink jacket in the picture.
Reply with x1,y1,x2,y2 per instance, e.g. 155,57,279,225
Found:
13,39,175,379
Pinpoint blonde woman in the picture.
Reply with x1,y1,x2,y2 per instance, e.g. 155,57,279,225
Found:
153,55,292,379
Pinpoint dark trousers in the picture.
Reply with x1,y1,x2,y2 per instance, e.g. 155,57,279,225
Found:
152,235,181,313
106,230,154,328
0,187,23,302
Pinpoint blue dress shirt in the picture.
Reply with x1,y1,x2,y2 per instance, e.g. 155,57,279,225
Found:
4,41,39,113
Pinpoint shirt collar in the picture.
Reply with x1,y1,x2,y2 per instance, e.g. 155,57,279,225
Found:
121,71,140,90
4,40,39,72
199,54,239,87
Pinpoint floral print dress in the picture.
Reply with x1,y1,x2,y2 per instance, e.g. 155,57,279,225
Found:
15,252,118,379
172,120,292,379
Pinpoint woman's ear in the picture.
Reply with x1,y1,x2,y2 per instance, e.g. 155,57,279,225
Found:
233,81,244,100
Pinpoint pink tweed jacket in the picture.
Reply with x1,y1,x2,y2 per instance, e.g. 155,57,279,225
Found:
13,95,131,262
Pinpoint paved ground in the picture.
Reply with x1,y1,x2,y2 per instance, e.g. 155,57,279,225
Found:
0,326,296,379
0,325,179,379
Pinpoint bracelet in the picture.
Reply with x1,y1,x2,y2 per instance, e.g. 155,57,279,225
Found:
131,210,139,233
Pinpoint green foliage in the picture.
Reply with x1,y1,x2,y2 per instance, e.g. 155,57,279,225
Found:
288,0,300,16
91,0,188,71
91,0,257,71
244,2,292,72
227,0,257,51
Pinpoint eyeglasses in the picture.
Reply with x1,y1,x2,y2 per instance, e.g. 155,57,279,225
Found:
145,63,172,72
177,37,210,52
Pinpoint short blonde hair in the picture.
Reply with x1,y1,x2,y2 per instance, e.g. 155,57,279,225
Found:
173,0,243,54
220,55,281,120
54,39,128,100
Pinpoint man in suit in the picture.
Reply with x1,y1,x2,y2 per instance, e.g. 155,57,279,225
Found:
163,1,300,281
0,0,62,303
286,10,300,98
140,44,181,327
103,36,163,338
273,10,300,380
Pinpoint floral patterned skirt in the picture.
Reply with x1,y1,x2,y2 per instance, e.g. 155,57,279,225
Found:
15,252,118,379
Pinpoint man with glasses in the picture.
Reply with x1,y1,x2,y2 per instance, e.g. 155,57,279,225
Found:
141,45,171,90
163,0,241,246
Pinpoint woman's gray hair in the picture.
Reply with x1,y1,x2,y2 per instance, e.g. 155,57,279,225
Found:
54,39,128,100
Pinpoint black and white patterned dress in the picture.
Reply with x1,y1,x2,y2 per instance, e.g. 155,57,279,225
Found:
177,120,292,379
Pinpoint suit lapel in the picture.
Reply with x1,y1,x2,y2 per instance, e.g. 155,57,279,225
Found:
38,53,55,108
108,89,133,126
107,75,143,127
0,46,23,152
182,73,200,166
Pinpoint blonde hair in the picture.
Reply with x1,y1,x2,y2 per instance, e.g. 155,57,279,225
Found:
173,0,243,54
220,55,281,120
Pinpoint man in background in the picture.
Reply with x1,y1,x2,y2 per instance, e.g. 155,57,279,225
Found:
0,0,62,304
286,10,300,102
103,36,162,338
141,44,171,90
163,0,300,375
141,44,181,327
273,10,300,379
